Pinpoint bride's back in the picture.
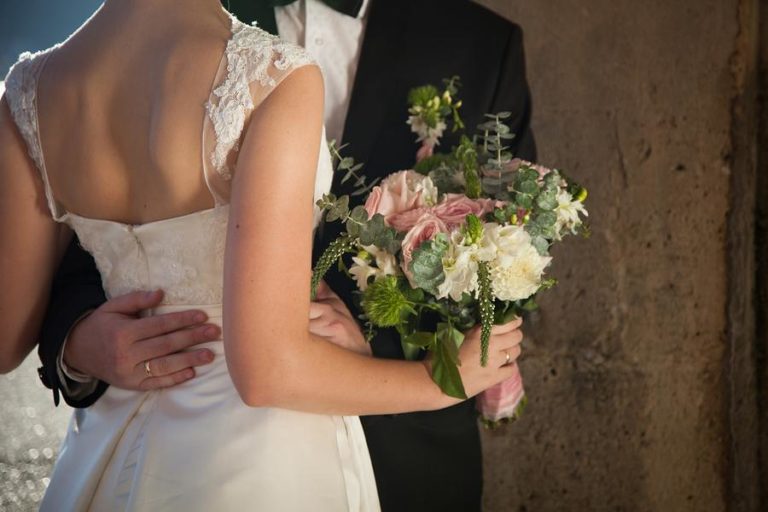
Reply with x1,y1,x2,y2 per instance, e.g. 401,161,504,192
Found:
37,2,233,224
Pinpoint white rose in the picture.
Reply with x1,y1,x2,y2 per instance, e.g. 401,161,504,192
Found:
490,244,552,301
482,223,531,266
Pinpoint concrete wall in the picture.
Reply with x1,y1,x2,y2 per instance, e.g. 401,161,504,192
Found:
476,1,764,511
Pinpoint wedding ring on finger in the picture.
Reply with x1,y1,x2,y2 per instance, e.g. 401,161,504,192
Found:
503,350,511,366
144,360,153,377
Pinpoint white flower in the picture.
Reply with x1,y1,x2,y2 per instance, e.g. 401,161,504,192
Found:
554,190,588,239
349,256,378,291
438,242,479,301
414,175,439,206
406,116,446,147
479,223,552,301
366,245,399,277
481,223,530,266
349,245,399,291
490,244,552,301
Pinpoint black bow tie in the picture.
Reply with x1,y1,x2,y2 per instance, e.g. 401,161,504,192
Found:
268,0,364,18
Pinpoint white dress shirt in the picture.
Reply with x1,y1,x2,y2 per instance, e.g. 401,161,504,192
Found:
60,0,371,395
276,0,370,144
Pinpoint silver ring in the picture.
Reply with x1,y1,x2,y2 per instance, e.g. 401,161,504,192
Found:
144,360,153,377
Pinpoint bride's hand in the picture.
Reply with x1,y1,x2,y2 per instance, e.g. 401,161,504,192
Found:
426,317,524,402
309,281,372,356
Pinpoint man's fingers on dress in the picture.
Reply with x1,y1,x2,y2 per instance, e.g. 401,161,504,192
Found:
136,324,220,362
130,309,210,340
100,289,165,314
314,280,332,299
139,368,197,391
309,302,336,320
308,317,340,338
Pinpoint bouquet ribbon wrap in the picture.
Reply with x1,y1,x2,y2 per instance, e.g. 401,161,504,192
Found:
476,363,526,423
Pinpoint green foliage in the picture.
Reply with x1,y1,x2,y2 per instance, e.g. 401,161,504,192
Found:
358,214,402,254
407,85,441,108
362,276,413,327
409,234,449,295
430,323,467,399
477,261,494,366
464,214,484,244
455,136,481,199
328,140,379,196
310,236,357,299
413,153,452,175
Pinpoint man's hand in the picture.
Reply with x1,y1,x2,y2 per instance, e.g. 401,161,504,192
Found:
309,281,372,356
64,290,221,391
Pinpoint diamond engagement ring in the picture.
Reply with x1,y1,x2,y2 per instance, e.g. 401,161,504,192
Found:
144,360,153,377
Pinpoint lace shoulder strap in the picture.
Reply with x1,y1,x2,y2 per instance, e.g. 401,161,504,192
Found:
4,49,64,220
202,18,316,203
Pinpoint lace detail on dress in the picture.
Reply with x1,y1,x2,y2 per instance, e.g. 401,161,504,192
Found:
4,52,44,169
68,207,230,305
205,18,315,180
4,48,64,219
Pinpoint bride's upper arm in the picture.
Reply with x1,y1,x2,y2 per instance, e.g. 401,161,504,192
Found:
223,64,325,397
0,96,69,373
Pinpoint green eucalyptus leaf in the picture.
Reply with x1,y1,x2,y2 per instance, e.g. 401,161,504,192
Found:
516,193,534,209
536,190,558,211
531,235,550,256
350,206,369,223
409,236,448,295
538,211,558,227
519,180,539,195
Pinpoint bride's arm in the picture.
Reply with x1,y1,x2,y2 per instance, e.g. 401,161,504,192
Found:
0,97,71,373
224,66,520,415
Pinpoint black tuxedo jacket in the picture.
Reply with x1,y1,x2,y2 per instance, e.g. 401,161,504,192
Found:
38,1,535,510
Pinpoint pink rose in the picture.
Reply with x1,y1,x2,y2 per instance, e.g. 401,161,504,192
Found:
476,363,526,422
431,194,497,229
387,207,431,232
363,170,428,219
363,186,382,219
400,213,448,283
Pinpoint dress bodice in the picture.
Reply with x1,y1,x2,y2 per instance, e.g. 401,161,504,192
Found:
4,15,333,305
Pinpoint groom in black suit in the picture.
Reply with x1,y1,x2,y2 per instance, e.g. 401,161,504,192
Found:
37,1,535,510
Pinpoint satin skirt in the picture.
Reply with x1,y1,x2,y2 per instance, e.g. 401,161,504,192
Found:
40,305,380,512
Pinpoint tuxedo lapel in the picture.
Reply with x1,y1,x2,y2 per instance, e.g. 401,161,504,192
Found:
338,0,414,189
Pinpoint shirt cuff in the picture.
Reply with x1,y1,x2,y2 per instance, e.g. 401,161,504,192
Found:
57,311,100,399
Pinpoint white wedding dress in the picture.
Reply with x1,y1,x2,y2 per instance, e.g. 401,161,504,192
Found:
4,15,379,512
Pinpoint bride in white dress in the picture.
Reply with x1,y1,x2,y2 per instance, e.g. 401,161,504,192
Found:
0,0,523,510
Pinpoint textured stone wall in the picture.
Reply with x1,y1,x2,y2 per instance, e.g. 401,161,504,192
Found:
476,1,763,511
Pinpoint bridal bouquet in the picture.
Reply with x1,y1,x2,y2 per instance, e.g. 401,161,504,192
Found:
312,78,588,424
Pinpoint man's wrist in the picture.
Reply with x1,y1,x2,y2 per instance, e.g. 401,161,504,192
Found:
57,310,99,397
